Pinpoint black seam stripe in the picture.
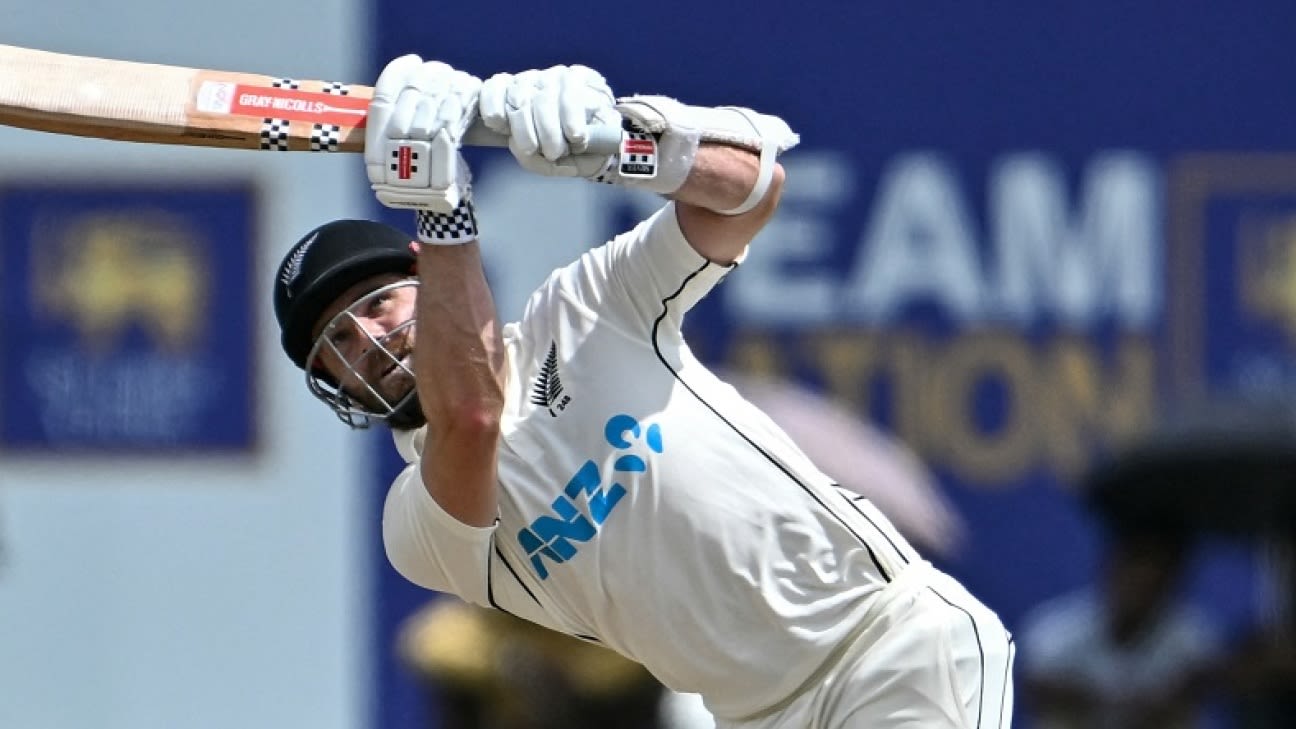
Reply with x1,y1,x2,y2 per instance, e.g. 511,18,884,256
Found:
491,542,603,644
998,634,1015,729
493,542,541,607
485,534,496,607
649,262,891,582
839,494,894,577
841,490,913,568
927,586,986,729
863,543,889,578
485,537,518,618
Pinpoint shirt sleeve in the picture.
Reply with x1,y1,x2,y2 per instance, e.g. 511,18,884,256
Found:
527,202,742,338
381,463,497,607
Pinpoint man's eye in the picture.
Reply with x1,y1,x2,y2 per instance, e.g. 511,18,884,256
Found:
329,328,352,346
368,293,391,316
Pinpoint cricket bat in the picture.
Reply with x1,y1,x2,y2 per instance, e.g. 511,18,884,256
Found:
0,44,622,154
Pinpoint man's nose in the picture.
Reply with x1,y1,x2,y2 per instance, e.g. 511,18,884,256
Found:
345,316,388,361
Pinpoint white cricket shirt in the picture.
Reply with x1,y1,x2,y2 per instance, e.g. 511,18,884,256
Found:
383,203,921,720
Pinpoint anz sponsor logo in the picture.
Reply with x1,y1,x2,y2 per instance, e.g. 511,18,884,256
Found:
518,414,664,579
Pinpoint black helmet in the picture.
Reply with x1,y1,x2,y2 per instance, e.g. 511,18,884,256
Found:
273,219,417,369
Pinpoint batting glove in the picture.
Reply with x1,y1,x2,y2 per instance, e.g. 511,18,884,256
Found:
365,55,482,216
478,65,620,179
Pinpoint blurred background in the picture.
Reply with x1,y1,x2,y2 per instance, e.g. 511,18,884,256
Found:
3,2,1296,728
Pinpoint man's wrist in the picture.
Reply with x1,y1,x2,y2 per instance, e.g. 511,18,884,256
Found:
415,198,479,245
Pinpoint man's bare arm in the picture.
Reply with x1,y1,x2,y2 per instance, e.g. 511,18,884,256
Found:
414,241,505,527
671,144,786,265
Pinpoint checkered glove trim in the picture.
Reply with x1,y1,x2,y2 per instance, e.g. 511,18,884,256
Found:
415,198,478,245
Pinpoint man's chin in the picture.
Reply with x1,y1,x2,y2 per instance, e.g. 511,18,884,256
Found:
384,392,427,431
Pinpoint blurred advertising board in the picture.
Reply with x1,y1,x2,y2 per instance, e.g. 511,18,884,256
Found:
0,183,257,453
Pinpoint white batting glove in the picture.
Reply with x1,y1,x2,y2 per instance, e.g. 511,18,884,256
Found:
365,55,482,214
478,65,620,179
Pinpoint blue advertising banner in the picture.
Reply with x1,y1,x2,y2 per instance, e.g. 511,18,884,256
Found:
367,4,1296,728
1166,155,1296,397
0,183,257,452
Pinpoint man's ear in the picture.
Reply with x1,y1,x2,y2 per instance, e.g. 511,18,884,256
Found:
408,242,420,273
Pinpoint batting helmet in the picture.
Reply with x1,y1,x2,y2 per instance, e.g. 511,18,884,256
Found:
273,218,418,370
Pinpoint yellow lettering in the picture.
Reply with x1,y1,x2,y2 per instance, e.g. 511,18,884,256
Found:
929,332,1035,486
720,329,1157,491
1040,336,1155,481
726,330,787,379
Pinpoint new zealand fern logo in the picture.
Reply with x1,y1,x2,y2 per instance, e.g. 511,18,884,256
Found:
530,342,571,417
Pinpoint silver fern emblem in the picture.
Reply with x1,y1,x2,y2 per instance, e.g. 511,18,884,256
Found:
530,342,570,417
278,231,318,292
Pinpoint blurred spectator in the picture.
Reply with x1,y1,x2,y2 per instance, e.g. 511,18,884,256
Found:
397,597,672,729
1220,539,1296,729
1018,525,1222,729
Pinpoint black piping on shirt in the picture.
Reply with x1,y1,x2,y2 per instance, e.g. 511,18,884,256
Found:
648,261,906,581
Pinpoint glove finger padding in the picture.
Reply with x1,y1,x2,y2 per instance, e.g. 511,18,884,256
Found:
442,70,483,140
486,64,618,179
531,81,569,161
366,54,425,190
478,72,513,134
431,94,468,141
504,74,543,159
559,66,613,152
367,57,482,214
391,88,437,138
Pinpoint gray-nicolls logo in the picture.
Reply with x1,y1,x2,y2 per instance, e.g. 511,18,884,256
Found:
530,342,571,417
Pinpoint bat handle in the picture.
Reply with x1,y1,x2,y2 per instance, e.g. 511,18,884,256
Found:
461,120,625,155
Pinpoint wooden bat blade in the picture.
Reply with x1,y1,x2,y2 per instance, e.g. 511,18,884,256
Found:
0,45,628,154
0,44,374,152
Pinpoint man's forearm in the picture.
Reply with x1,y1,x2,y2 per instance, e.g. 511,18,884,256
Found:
669,144,786,265
669,144,763,212
414,242,506,425
413,241,506,526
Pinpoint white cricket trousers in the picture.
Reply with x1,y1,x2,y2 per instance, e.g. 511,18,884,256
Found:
718,561,1015,729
